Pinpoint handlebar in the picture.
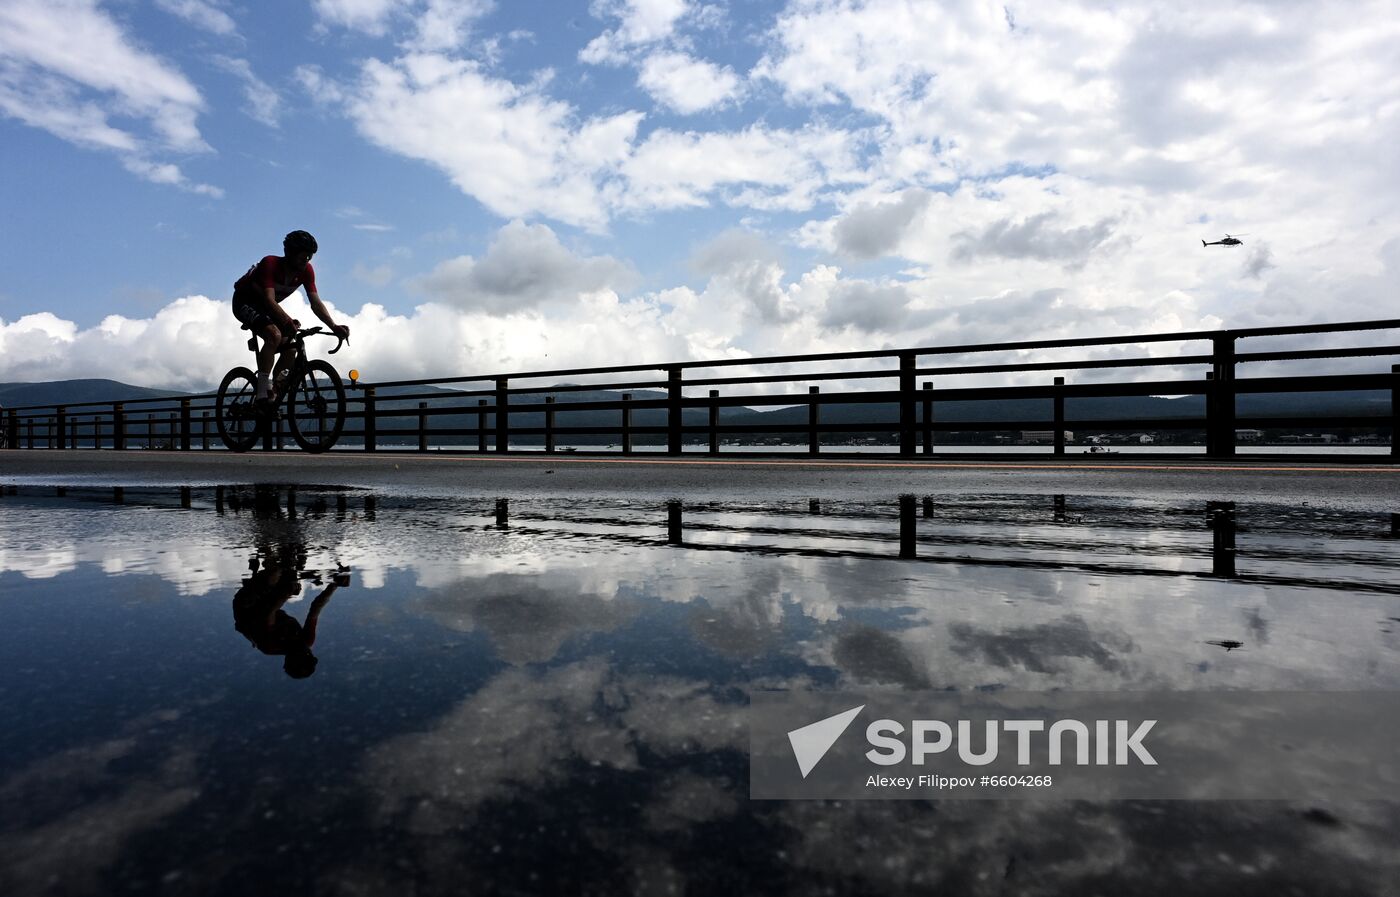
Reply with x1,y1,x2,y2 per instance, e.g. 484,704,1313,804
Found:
291,326,349,355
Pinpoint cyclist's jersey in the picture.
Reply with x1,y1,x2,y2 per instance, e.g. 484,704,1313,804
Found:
233,256,317,304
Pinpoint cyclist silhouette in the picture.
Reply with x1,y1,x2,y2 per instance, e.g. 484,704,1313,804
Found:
231,230,349,402
231,534,348,674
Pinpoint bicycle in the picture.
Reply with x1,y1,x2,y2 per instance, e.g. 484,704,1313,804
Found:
217,326,349,453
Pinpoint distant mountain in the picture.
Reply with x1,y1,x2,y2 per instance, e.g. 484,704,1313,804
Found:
0,379,189,409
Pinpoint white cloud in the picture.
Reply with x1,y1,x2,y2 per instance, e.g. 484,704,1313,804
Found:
619,125,866,214
754,0,1400,217
122,157,224,198
0,300,236,389
212,56,281,128
636,50,741,114
0,0,206,151
336,53,642,231
832,189,930,259
294,64,345,105
153,0,238,36
414,220,635,312
406,0,494,52
951,210,1119,271
686,229,794,327
311,0,411,36
615,0,690,43
0,0,217,193
581,0,691,63
820,279,919,334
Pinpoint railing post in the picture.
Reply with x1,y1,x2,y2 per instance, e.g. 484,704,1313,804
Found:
477,399,487,452
1208,501,1237,578
899,352,916,456
495,377,508,453
56,406,66,450
667,500,682,545
922,382,934,454
180,399,192,451
899,494,916,559
1392,364,1399,459
808,386,820,455
1053,376,1065,456
1204,371,1215,453
708,389,719,454
113,403,125,450
6,409,16,449
1208,334,1236,457
418,402,428,452
666,367,682,455
622,393,633,454
262,412,275,451
545,396,556,453
27,418,35,449
202,411,210,450
363,387,377,452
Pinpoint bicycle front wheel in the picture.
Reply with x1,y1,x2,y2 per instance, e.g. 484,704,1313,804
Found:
286,359,345,453
217,366,263,452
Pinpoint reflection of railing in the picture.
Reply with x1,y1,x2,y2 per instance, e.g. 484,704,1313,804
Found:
495,495,1400,595
3,319,1400,458
5,486,1398,593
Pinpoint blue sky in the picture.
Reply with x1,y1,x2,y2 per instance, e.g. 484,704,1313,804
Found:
2,0,1399,389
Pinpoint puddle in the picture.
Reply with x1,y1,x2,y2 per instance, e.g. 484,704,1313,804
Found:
1,485,1397,894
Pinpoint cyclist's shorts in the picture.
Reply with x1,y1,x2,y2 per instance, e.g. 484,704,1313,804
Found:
232,290,277,330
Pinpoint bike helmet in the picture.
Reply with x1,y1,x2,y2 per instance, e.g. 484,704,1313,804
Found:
283,230,318,254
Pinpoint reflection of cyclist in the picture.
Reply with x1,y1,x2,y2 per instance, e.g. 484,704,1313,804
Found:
233,554,349,679
232,230,350,402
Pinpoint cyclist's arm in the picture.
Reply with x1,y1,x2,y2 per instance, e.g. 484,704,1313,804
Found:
263,287,299,330
306,291,348,337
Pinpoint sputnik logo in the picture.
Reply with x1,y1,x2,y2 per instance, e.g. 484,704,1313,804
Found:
787,705,865,778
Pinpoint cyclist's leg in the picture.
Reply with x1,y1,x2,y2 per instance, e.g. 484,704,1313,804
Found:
268,329,300,399
233,296,282,400
255,325,286,400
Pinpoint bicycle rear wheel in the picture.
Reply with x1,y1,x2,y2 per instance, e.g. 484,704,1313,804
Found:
217,366,263,452
287,359,345,453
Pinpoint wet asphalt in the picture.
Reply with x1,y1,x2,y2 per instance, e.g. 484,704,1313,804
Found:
4,449,1400,509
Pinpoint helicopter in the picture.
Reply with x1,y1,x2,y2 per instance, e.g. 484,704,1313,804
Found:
1202,233,1248,247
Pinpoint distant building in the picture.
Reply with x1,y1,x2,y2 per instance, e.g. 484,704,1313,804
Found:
1019,430,1074,444
1235,429,1263,442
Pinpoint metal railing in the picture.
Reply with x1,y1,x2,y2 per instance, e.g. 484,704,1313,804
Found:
4,318,1399,458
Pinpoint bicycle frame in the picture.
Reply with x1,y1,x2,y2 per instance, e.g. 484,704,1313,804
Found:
255,327,347,400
